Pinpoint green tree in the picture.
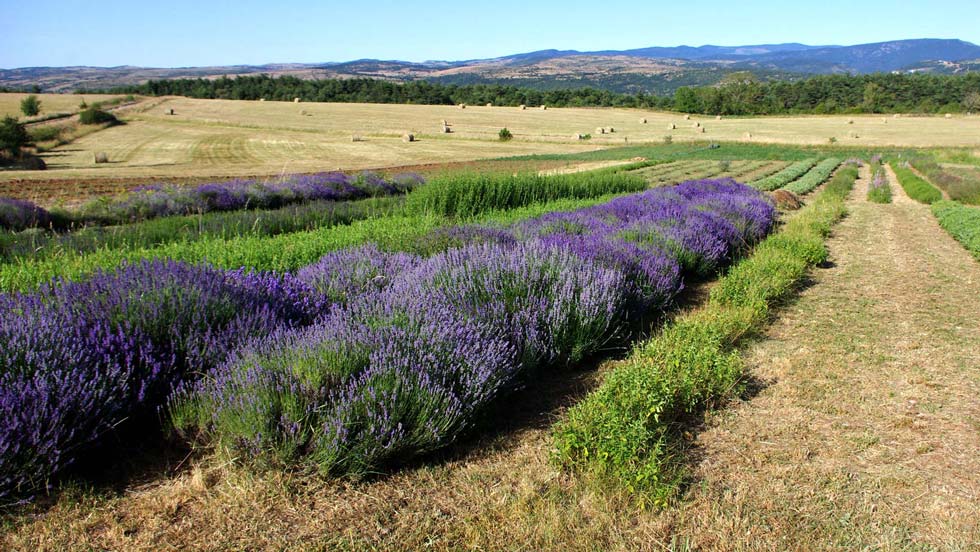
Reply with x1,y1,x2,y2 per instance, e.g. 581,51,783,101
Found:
0,116,29,157
964,92,980,113
20,95,41,117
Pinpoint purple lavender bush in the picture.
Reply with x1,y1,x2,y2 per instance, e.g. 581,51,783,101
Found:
0,260,326,499
74,171,422,226
3,177,776,494
0,198,51,231
171,241,629,473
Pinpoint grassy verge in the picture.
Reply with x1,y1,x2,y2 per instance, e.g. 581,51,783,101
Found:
891,164,942,204
932,200,980,260
551,166,857,506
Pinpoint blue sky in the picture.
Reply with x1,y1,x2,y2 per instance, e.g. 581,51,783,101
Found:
2,0,978,68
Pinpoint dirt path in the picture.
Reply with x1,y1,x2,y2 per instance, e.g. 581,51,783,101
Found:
662,161,980,549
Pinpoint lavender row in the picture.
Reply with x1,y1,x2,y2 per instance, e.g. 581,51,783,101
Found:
0,171,423,231
0,179,774,498
0,261,326,498
169,179,777,476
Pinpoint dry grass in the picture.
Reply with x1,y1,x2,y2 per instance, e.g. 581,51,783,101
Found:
0,93,124,119
3,97,980,182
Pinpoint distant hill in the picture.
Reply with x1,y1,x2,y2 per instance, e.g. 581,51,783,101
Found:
3,38,980,95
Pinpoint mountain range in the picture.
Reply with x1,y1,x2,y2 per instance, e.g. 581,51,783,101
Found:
4,38,979,95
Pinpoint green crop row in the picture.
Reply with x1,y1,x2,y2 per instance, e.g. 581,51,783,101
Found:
406,170,649,218
891,164,943,204
0,196,405,263
780,158,842,195
551,166,857,506
932,200,980,260
0,195,625,293
749,158,819,191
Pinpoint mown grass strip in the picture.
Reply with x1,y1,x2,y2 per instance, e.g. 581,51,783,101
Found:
892,164,943,204
552,166,857,507
780,158,842,195
932,200,980,260
749,158,819,191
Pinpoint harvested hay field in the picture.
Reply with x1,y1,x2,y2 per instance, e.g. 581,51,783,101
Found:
3,97,980,182
0,93,125,119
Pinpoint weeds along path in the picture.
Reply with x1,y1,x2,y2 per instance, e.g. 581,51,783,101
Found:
660,161,980,548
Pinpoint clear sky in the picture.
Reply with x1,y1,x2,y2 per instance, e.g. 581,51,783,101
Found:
2,0,978,68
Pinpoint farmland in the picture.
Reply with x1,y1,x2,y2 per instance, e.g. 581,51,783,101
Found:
3,95,980,187
2,95,980,551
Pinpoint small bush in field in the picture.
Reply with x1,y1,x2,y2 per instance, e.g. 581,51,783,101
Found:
79,108,118,125
498,128,513,141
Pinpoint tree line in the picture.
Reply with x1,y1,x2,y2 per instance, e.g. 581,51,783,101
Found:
85,72,980,115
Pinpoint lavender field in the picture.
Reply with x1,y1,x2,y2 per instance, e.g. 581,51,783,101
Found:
1,175,774,499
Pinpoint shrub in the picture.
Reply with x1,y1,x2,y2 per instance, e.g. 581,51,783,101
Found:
0,260,326,499
20,95,41,117
0,198,51,231
498,128,513,141
78,108,118,125
0,116,29,157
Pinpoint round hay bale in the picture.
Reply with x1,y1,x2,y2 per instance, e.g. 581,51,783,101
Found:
684,114,691,120
596,127,605,134
459,103,466,109
744,132,752,139
540,105,547,110
640,118,647,124
893,113,900,118
486,102,493,107
945,113,952,119
608,127,615,133
519,104,526,110
698,126,706,133
402,133,415,143
668,123,676,130
293,97,300,103
94,152,109,164
693,122,700,128
715,115,722,120
882,117,888,123
573,133,584,140
259,98,266,102
771,190,803,210
441,124,451,133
